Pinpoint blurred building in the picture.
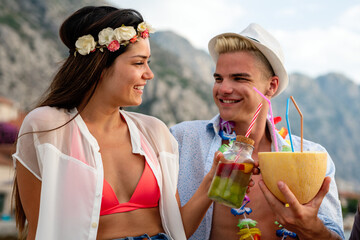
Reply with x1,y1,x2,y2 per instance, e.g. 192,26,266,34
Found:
0,97,25,237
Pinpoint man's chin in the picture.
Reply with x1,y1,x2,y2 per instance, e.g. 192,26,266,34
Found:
219,113,234,122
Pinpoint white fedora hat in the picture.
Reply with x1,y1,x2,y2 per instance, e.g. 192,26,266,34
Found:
208,23,288,97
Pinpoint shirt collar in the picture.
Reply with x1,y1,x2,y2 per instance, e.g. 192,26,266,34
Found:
71,108,100,151
206,114,221,134
119,110,142,154
70,108,142,154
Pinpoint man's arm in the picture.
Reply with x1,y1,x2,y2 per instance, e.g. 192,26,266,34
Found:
349,203,360,240
259,177,343,240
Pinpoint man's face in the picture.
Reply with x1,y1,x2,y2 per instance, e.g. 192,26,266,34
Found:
212,51,270,125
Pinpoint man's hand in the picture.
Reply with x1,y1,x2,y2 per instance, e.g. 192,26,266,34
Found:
259,177,342,240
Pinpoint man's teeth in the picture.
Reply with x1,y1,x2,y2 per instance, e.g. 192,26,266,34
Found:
134,86,144,90
222,99,237,103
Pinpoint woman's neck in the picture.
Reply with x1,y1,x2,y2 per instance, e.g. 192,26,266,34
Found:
79,99,125,134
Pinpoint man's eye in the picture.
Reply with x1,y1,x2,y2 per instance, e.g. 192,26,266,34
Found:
234,77,249,81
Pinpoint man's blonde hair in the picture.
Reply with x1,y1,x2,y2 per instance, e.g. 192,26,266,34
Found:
214,36,275,79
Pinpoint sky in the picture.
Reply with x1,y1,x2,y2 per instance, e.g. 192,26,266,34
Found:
108,0,360,84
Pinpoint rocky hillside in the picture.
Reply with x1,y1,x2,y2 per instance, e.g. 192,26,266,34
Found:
272,73,360,192
0,0,105,110
1,0,359,192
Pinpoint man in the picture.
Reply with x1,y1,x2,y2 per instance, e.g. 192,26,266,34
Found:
349,203,359,240
170,23,345,239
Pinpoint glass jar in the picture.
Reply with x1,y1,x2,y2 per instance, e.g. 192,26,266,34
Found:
208,135,255,208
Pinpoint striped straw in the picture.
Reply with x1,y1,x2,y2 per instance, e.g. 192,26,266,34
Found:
245,103,263,137
234,102,262,163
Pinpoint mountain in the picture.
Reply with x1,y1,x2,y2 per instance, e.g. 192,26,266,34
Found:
272,73,360,192
0,0,359,192
0,0,106,110
151,31,215,85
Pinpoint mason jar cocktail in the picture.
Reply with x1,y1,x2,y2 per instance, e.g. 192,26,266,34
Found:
208,136,254,208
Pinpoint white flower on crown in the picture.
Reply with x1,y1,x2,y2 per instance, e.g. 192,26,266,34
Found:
74,22,154,56
138,22,154,33
114,25,137,43
98,27,115,46
75,35,96,55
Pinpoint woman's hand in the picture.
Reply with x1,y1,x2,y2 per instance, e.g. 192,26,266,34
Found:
245,160,259,193
252,160,260,175
206,151,223,179
207,151,256,194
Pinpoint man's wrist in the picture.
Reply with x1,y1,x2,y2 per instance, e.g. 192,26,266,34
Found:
297,218,342,240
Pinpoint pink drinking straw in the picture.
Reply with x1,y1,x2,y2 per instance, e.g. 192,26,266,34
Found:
234,102,263,162
253,87,279,152
245,103,263,137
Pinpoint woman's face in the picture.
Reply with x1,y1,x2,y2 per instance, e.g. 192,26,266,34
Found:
97,38,154,108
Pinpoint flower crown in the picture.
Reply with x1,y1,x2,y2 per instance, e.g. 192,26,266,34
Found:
74,22,154,56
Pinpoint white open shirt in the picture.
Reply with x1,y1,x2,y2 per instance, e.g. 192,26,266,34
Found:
13,106,186,240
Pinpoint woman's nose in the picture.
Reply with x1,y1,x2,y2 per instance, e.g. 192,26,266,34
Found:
143,65,154,80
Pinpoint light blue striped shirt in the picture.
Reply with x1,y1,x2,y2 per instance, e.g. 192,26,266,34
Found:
170,114,345,240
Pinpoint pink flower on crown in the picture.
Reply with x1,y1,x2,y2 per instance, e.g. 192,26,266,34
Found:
129,36,138,43
107,40,120,52
141,29,149,39
74,22,155,56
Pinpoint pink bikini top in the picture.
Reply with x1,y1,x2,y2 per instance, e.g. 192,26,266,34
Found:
100,161,160,215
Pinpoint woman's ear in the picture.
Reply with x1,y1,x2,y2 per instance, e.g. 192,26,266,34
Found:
265,76,279,97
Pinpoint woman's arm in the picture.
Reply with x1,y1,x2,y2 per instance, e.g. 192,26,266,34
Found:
177,151,257,238
16,161,41,240
177,152,221,238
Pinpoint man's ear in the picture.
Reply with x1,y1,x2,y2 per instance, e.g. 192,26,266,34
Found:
265,76,279,97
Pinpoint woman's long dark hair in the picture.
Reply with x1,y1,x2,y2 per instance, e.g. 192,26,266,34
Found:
39,6,144,109
13,6,144,238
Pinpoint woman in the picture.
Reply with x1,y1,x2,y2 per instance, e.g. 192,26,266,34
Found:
12,6,220,240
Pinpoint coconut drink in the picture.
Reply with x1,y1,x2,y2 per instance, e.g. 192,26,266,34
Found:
258,151,327,204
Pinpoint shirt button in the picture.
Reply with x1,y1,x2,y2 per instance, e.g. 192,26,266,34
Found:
92,222,97,228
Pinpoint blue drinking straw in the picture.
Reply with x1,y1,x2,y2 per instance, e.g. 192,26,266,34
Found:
286,98,295,152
